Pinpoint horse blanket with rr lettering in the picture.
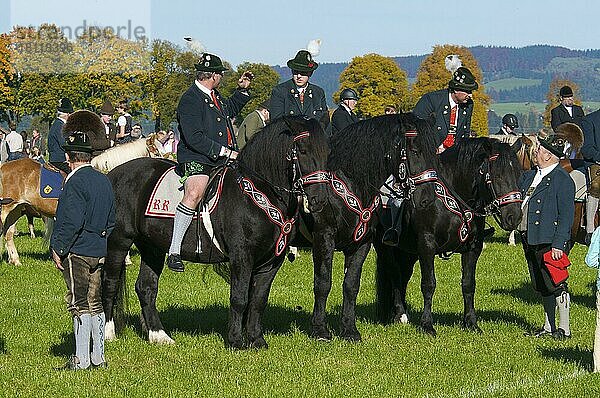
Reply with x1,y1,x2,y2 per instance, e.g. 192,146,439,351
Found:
144,166,223,218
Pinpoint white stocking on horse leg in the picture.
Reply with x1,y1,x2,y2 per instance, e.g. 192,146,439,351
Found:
149,329,175,345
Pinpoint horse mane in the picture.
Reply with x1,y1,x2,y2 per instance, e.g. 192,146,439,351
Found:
91,138,151,173
328,113,438,193
441,137,520,207
238,116,328,189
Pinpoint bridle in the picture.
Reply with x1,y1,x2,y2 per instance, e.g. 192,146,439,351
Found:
479,153,523,222
382,129,438,201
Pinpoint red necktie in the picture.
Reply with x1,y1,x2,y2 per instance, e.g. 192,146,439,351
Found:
443,106,458,149
299,90,304,104
211,91,233,147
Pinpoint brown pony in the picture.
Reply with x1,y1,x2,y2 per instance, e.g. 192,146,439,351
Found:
0,136,164,265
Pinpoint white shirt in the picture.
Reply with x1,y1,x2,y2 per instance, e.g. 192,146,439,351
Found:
5,130,23,152
117,113,131,128
521,162,559,209
564,105,573,117
65,164,92,183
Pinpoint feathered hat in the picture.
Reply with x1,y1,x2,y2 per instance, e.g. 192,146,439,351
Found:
287,39,322,73
63,110,110,153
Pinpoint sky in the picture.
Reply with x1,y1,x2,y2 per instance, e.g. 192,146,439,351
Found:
2,0,599,67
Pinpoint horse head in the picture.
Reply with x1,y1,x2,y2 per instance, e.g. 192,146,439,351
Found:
238,116,329,214
481,140,523,231
284,117,330,213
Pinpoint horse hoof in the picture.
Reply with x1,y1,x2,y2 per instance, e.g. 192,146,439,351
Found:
248,337,268,349
310,326,333,342
149,330,175,345
463,323,483,334
340,328,362,342
420,324,437,337
105,320,117,341
228,340,246,350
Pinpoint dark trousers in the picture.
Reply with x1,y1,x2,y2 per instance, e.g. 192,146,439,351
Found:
520,232,569,297
62,253,103,317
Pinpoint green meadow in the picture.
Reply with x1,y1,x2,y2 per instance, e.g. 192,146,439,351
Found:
1,219,599,397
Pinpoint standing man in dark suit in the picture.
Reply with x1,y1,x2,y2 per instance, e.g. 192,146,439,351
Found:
48,98,73,174
166,53,253,272
330,88,359,136
551,85,585,131
51,131,115,370
98,100,117,147
270,50,329,130
519,134,575,340
580,108,600,244
413,66,478,153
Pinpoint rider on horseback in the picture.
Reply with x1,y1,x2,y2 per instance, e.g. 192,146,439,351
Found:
166,52,253,272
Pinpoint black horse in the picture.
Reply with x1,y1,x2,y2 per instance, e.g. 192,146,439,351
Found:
374,138,523,336
303,113,440,342
102,116,329,348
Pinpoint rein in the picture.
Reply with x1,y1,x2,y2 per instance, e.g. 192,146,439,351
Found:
236,130,327,256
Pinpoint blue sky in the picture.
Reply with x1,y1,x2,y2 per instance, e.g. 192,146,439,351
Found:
2,0,599,67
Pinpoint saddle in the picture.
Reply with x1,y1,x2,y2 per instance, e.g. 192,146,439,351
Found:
39,164,65,199
144,166,226,218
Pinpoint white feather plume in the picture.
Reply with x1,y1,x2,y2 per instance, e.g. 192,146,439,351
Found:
184,37,205,55
307,39,322,57
445,54,462,73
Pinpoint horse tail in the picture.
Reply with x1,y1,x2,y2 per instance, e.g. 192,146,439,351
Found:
113,262,129,334
375,244,394,324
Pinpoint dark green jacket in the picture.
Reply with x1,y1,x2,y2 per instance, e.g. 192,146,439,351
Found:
270,79,329,128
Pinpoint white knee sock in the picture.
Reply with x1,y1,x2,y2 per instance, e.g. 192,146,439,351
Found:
90,313,105,365
74,314,91,369
556,292,571,335
168,203,194,255
587,195,599,233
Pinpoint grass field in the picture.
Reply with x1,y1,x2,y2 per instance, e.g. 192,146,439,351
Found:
485,78,543,91
1,219,600,397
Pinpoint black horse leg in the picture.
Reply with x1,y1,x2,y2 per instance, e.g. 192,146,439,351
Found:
311,231,335,341
393,252,418,324
228,254,253,349
245,258,285,349
339,242,371,341
419,254,437,336
102,244,130,341
461,246,483,333
135,243,171,344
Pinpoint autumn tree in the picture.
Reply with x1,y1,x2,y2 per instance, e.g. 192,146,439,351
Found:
543,78,581,127
411,45,490,136
0,34,15,122
337,53,409,118
219,62,280,120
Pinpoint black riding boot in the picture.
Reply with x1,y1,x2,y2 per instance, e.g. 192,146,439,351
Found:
382,199,405,246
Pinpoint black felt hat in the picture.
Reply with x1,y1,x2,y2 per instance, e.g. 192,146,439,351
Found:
194,53,228,73
448,67,479,92
538,134,566,159
62,132,93,153
57,98,74,113
99,99,115,115
287,50,318,73
559,85,574,97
